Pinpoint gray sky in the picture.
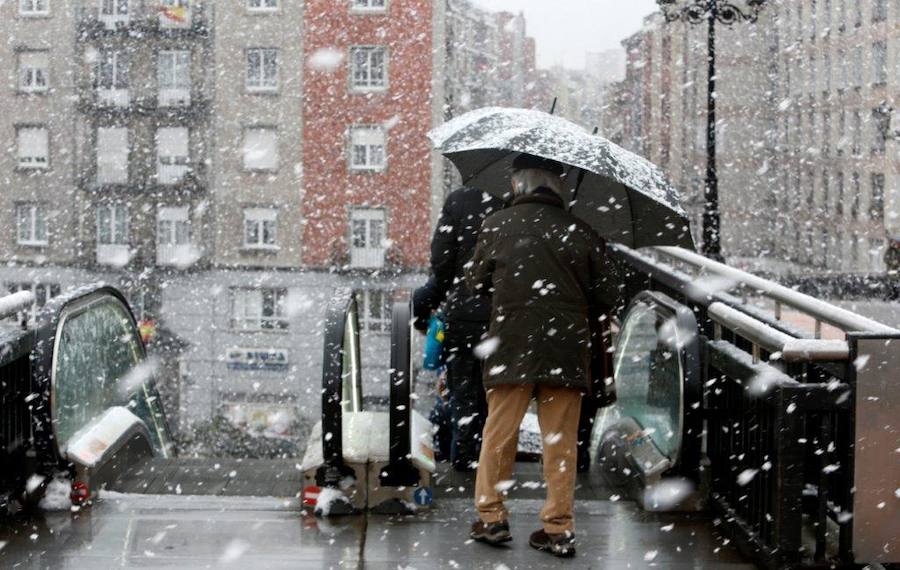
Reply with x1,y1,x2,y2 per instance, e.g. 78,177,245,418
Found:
472,0,659,69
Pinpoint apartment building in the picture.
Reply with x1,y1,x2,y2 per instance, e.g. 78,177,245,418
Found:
771,0,899,273
0,0,545,436
602,1,898,275
1,0,83,304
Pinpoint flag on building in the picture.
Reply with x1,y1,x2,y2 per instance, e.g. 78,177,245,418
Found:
159,3,187,23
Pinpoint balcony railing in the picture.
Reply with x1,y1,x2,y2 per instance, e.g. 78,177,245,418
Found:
99,13,129,30
96,244,130,266
157,243,196,266
157,160,191,185
350,247,386,269
158,87,191,108
97,88,130,107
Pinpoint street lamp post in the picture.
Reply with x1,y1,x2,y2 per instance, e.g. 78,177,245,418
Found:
656,0,768,261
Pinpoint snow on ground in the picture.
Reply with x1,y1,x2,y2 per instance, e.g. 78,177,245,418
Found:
313,487,351,517
38,477,71,511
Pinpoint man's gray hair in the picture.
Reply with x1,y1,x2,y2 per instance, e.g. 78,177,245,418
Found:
511,168,564,196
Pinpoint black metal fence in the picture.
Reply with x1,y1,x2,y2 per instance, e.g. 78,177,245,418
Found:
0,330,35,511
611,246,860,568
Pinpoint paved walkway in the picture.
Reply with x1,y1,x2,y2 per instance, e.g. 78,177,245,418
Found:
0,463,756,569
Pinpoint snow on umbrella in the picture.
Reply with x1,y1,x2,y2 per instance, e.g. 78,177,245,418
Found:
429,107,695,250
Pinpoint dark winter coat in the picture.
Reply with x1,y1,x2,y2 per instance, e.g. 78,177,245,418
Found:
413,187,505,336
465,188,620,391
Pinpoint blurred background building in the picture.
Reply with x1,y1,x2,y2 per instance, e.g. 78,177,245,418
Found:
600,0,899,275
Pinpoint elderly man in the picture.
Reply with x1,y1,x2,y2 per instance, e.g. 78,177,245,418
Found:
466,154,619,558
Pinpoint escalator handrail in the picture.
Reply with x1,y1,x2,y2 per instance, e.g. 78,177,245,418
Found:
29,283,161,475
316,288,362,487
379,299,420,487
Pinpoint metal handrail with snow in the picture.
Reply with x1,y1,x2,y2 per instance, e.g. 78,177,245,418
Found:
654,246,899,335
0,291,35,321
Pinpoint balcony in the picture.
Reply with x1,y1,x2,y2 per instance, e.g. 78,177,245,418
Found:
158,87,191,108
97,88,130,108
350,246,386,269
157,160,191,185
77,11,209,40
96,244,130,266
78,94,210,122
99,13,129,30
156,243,197,267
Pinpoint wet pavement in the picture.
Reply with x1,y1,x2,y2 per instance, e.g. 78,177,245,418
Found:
0,463,756,569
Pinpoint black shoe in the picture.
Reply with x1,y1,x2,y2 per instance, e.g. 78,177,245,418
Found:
529,529,576,558
470,520,512,545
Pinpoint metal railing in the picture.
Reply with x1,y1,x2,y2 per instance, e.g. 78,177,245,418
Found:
0,318,34,511
609,245,898,568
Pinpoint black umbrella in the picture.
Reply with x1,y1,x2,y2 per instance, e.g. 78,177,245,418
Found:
429,107,695,250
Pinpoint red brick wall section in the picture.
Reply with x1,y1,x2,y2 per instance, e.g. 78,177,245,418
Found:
301,0,433,270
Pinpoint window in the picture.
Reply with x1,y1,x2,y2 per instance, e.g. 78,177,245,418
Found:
246,48,278,92
244,208,278,249
851,46,863,87
232,288,287,330
96,205,129,265
99,0,129,27
350,208,386,268
351,0,386,12
96,49,129,106
349,126,386,171
158,50,191,106
851,172,861,220
837,48,848,90
243,127,279,171
16,204,48,246
853,0,862,26
836,172,845,216
247,0,277,11
350,46,387,90
19,51,48,93
97,205,128,246
822,111,831,154
96,127,128,184
873,0,887,21
17,126,48,169
156,206,191,265
157,127,190,184
821,171,830,213
873,41,887,86
358,289,391,332
19,0,49,16
851,110,862,156
870,174,885,221
873,107,889,154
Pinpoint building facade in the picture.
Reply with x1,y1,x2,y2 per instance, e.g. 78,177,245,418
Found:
5,0,540,438
601,0,898,275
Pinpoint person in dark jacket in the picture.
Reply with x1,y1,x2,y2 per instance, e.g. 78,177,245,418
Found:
466,155,619,558
413,186,504,471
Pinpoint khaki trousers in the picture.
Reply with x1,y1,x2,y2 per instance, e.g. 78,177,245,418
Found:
474,384,583,534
